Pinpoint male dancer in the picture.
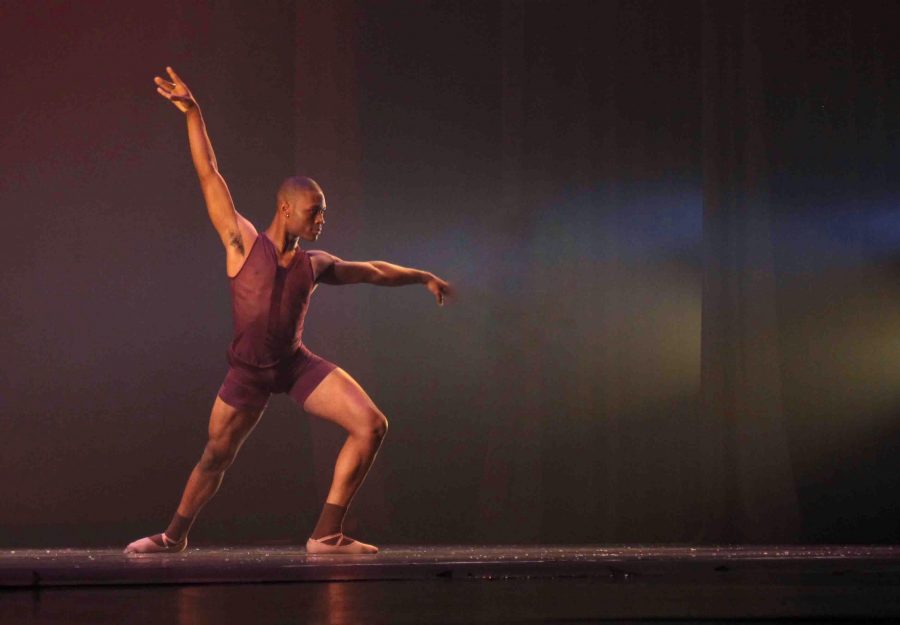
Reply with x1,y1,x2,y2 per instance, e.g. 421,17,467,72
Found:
125,67,451,555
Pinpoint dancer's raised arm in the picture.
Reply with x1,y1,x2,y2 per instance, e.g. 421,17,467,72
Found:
154,67,250,261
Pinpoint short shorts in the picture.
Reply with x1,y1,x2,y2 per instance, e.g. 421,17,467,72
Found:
217,345,337,411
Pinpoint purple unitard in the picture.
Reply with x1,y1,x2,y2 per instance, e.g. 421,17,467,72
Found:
217,232,336,411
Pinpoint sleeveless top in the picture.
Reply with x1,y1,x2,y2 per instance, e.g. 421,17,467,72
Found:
227,232,317,368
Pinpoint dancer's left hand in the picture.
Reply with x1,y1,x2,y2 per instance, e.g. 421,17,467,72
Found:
425,274,453,306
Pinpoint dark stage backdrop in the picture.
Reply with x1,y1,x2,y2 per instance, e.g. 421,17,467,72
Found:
1,0,898,547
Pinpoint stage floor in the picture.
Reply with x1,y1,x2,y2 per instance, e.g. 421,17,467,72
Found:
1,545,899,623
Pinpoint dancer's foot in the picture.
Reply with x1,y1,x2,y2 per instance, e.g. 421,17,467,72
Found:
124,533,187,554
306,533,378,554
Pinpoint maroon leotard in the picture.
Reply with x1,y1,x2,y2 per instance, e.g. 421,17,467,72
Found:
217,232,336,411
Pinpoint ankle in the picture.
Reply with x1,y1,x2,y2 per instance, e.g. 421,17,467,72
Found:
165,512,195,543
310,502,347,540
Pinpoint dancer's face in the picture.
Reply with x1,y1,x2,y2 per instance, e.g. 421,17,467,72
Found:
285,190,326,242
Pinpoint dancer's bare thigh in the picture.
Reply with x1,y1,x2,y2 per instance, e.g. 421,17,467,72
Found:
302,368,384,434
209,395,265,449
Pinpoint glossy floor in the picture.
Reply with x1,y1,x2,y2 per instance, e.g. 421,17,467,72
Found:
4,577,900,624
1,545,899,623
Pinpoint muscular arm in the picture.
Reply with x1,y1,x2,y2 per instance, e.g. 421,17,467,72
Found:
186,107,244,253
325,260,429,286
311,252,453,305
155,67,246,255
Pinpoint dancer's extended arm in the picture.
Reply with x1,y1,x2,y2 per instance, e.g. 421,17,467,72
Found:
153,66,247,257
310,252,453,306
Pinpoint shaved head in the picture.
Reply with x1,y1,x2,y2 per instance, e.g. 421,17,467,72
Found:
274,175,327,242
277,176,323,207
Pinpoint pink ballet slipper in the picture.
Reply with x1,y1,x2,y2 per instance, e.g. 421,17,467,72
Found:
124,533,187,554
306,533,378,554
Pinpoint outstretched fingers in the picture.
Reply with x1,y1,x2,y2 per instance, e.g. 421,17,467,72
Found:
156,86,178,101
154,68,194,112
154,76,176,91
166,66,184,85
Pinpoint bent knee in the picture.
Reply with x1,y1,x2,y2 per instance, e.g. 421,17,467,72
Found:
198,440,238,472
375,413,388,439
352,409,388,442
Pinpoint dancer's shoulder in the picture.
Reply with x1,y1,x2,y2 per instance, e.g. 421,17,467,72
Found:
307,249,341,261
307,249,340,281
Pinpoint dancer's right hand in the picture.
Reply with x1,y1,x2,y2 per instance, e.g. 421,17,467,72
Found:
154,66,196,113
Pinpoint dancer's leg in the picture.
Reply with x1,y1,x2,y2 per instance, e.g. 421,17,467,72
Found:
124,396,265,553
301,368,387,553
